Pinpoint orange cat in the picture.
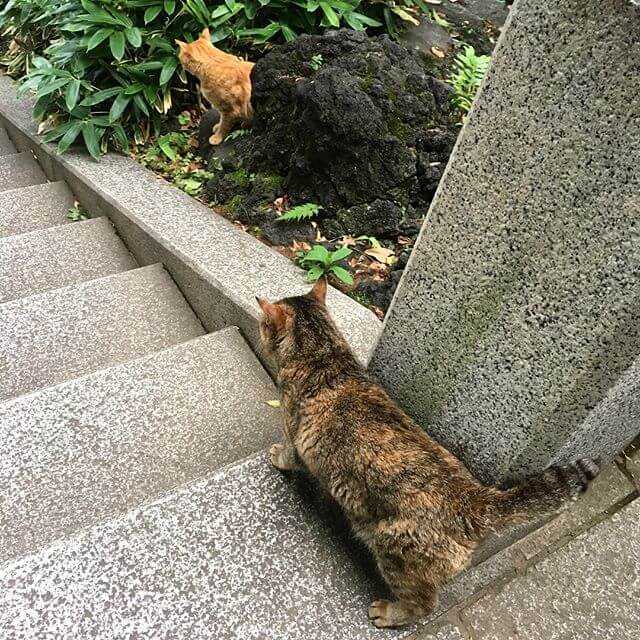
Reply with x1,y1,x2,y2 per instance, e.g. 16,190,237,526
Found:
175,28,254,145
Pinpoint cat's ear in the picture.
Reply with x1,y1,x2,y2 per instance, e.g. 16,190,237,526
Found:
175,39,187,50
307,277,327,305
256,297,288,329
200,27,211,41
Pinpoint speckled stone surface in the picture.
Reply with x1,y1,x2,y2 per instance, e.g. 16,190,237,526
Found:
0,264,204,400
0,77,381,370
370,0,640,483
0,216,137,302
0,181,74,237
0,127,16,155
0,329,281,562
458,498,640,639
0,150,46,192
0,454,407,640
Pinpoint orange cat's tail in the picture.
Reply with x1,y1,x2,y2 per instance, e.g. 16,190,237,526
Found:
487,458,600,529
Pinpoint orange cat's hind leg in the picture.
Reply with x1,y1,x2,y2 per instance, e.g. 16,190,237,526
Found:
209,111,237,145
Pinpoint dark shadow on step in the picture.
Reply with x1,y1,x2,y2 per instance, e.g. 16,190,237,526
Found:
282,468,393,599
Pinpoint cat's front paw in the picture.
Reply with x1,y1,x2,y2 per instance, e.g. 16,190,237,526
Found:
270,443,298,471
209,133,224,145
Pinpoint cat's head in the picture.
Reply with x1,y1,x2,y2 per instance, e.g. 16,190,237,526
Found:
175,28,212,70
256,278,343,361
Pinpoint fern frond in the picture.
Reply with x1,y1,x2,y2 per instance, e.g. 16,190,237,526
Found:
278,202,321,223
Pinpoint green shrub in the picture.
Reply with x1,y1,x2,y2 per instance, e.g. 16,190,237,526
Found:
0,0,431,159
449,45,490,116
297,244,353,284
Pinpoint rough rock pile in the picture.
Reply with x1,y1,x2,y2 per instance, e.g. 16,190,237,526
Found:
201,29,457,241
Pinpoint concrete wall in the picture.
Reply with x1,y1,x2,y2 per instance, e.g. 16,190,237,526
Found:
370,0,640,484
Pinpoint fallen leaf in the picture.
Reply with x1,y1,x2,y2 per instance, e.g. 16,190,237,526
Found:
365,247,396,264
291,239,312,254
366,261,389,276
431,46,446,59
273,196,288,213
265,400,281,408
425,0,442,3
397,236,412,245
339,235,358,248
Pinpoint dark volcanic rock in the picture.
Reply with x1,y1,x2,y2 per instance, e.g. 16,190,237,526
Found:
334,199,405,238
246,29,455,214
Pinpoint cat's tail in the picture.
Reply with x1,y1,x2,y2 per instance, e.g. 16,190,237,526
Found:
486,459,600,529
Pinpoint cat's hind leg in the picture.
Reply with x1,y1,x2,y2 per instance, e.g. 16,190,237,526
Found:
209,111,236,145
368,549,443,628
270,443,301,472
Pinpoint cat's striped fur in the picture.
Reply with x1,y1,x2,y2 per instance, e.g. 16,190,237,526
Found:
257,279,599,628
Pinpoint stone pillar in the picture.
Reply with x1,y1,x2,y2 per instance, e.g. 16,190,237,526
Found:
369,0,640,484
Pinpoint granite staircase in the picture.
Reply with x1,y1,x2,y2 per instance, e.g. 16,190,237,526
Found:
0,128,396,639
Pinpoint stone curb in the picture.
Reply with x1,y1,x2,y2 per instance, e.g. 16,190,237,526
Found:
0,74,381,371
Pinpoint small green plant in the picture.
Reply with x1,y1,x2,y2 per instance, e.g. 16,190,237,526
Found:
177,112,191,126
138,132,212,196
297,245,353,285
279,202,321,223
449,45,490,115
309,53,323,71
66,204,89,221
356,235,382,248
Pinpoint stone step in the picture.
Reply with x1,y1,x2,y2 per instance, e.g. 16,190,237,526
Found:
0,264,205,401
0,128,16,155
0,181,75,238
0,151,47,192
0,453,401,640
0,217,137,303
0,329,281,563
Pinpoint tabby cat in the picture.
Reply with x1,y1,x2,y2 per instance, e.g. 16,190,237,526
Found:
175,28,254,145
257,278,599,628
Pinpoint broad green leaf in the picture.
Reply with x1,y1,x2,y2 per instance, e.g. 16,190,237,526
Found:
123,83,144,95
86,27,113,51
158,136,176,160
302,245,330,264
344,12,363,30
144,5,162,23
164,0,176,14
57,120,83,154
319,2,340,28
109,31,126,61
160,58,178,85
82,120,101,160
109,92,130,121
64,79,81,111
35,77,69,99
329,265,353,284
280,23,297,42
349,12,382,28
132,93,150,115
33,95,51,122
125,27,142,48
306,265,324,282
43,120,78,143
330,246,352,262
111,123,129,151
